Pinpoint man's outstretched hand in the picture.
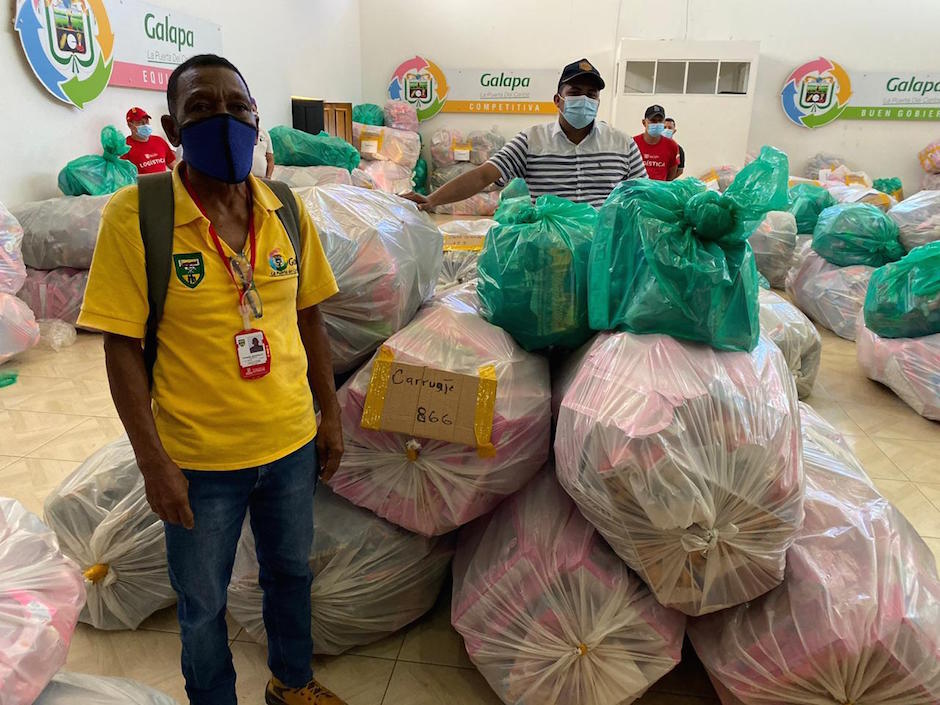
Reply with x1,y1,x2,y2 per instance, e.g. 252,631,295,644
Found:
400,191,436,212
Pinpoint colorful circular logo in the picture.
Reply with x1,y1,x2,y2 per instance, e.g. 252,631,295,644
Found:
781,57,852,129
268,248,288,272
388,56,448,122
14,0,114,109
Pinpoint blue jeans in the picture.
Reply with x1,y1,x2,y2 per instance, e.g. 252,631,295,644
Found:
164,440,317,705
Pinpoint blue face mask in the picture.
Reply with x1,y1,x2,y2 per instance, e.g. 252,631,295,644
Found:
561,95,599,129
647,122,666,137
135,124,153,139
180,114,258,184
662,128,675,139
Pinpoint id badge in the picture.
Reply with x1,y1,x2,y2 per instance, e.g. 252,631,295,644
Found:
234,329,271,380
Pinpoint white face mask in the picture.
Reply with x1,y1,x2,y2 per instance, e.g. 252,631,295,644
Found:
662,127,675,139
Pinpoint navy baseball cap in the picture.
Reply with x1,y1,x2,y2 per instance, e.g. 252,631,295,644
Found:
558,59,605,91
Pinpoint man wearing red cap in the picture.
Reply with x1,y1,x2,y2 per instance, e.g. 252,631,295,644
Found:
123,107,176,174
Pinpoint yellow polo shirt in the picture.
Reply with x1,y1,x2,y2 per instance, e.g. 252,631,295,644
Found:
78,168,338,470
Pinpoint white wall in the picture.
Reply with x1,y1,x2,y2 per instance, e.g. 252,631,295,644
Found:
1,0,362,207
359,0,940,192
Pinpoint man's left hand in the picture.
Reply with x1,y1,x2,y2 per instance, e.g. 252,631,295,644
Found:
317,411,344,482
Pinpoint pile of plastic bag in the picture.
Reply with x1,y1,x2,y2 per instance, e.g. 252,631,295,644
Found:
803,152,850,180
352,122,420,171
269,126,360,172
269,165,352,188
34,672,180,705
468,128,506,165
383,100,419,132
0,293,40,364
0,497,85,705
699,165,739,192
787,183,836,234
329,288,551,536
44,437,175,630
689,404,940,705
819,164,873,188
12,195,108,270
1,203,26,295
430,128,470,168
918,139,940,174
227,485,453,655
759,288,821,399
437,219,496,291
888,189,940,251
478,182,596,351
352,103,384,127
786,243,874,340
748,211,797,288
824,183,897,212
812,203,904,267
17,268,88,326
924,173,940,191
452,470,686,705
554,330,804,616
295,185,441,373
58,126,137,197
863,242,940,339
356,160,414,195
873,176,904,201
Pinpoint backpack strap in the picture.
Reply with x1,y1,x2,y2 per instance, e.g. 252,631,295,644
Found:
262,178,303,279
137,172,175,388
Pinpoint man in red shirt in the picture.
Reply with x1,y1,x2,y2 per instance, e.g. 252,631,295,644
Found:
122,107,176,174
633,104,679,181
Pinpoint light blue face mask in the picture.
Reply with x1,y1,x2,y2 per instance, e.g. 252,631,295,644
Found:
662,128,675,139
136,124,153,139
561,95,599,129
647,122,666,137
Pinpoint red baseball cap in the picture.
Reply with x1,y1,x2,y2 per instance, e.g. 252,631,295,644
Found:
126,107,150,122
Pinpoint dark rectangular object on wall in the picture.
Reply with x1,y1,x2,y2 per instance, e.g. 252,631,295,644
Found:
291,97,325,135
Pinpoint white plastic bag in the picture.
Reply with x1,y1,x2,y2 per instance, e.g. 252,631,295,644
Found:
468,128,506,166
0,203,26,295
295,185,442,373
748,211,797,288
857,317,940,421
433,191,501,216
350,167,375,190
0,293,40,364
437,219,496,291
43,437,175,630
357,160,413,195
328,289,551,536
270,165,352,188
34,672,180,705
758,288,821,399
452,469,686,705
227,485,453,655
688,403,940,705
0,497,85,705
12,195,109,270
824,183,896,212
352,122,420,170
17,268,88,326
554,331,804,616
888,190,940,251
924,173,940,191
785,247,873,340
38,320,77,351
699,166,739,192
803,152,850,180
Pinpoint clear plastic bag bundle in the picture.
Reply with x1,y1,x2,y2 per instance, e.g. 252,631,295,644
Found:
12,195,108,269
925,173,940,191
329,289,551,536
357,160,413,195
688,404,940,705
57,126,137,197
431,163,474,190
478,183,596,351
813,203,904,267
699,166,739,192
0,293,40,364
803,152,850,180
468,128,506,166
747,211,797,288
269,165,352,188
452,470,686,705
437,219,496,291
786,183,836,234
888,189,940,251
383,100,419,132
350,167,376,190
227,485,453,655
269,126,360,171
43,437,175,630
863,242,940,339
0,497,85,705
554,331,804,616
785,245,874,340
351,103,384,127
918,140,940,173
857,318,940,421
38,320,77,352
17,268,88,326
429,128,466,169
433,192,502,216
758,288,821,399
824,183,897,212
0,203,26,295
34,672,180,705
352,123,420,171
295,185,442,373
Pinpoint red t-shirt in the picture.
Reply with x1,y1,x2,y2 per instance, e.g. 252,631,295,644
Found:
633,135,679,181
122,135,176,174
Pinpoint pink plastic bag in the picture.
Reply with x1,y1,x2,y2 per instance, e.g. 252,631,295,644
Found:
918,139,940,173
433,191,501,216
17,268,88,326
0,293,40,364
0,203,26,295
352,122,420,170
383,100,419,132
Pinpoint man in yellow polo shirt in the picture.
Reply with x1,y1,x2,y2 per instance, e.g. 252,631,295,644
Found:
78,54,347,705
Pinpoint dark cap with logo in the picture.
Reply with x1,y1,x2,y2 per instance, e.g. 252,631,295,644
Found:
644,104,666,119
558,59,605,92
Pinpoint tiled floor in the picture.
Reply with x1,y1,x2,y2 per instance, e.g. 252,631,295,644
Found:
1,323,938,705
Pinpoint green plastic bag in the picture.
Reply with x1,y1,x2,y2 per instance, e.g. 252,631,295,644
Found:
863,241,940,338
57,126,138,197
412,157,429,195
477,182,596,351
788,183,837,234
587,146,787,352
270,126,360,171
352,103,385,126
812,203,904,267
873,176,903,201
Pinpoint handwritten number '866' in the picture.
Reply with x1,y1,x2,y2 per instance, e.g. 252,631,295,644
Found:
416,407,453,426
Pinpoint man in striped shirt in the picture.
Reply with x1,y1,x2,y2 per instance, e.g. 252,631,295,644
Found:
404,59,647,210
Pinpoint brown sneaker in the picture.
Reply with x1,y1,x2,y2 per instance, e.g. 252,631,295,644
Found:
265,677,347,705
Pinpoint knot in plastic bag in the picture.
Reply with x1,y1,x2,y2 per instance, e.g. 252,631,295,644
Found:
83,563,110,584
100,125,131,162
685,190,736,241
575,642,590,657
405,439,422,461
680,523,739,554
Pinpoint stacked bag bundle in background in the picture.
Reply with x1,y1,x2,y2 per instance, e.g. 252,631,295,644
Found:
227,485,454,655
0,497,85,705
888,189,940,251
329,287,551,536
477,181,596,351
352,121,420,195
699,165,739,192
295,185,441,373
269,165,352,188
428,127,504,216
554,330,804,616
17,268,88,327
0,202,39,364
747,210,797,288
758,288,821,399
383,100,419,132
351,103,384,126
689,404,940,704
803,152,851,180
818,165,897,212
452,470,686,705
33,672,180,705
437,219,496,291
786,182,836,235
43,437,176,630
919,139,940,191
269,126,360,172
57,126,137,197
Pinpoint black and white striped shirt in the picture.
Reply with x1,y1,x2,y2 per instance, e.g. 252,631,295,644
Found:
488,121,648,207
